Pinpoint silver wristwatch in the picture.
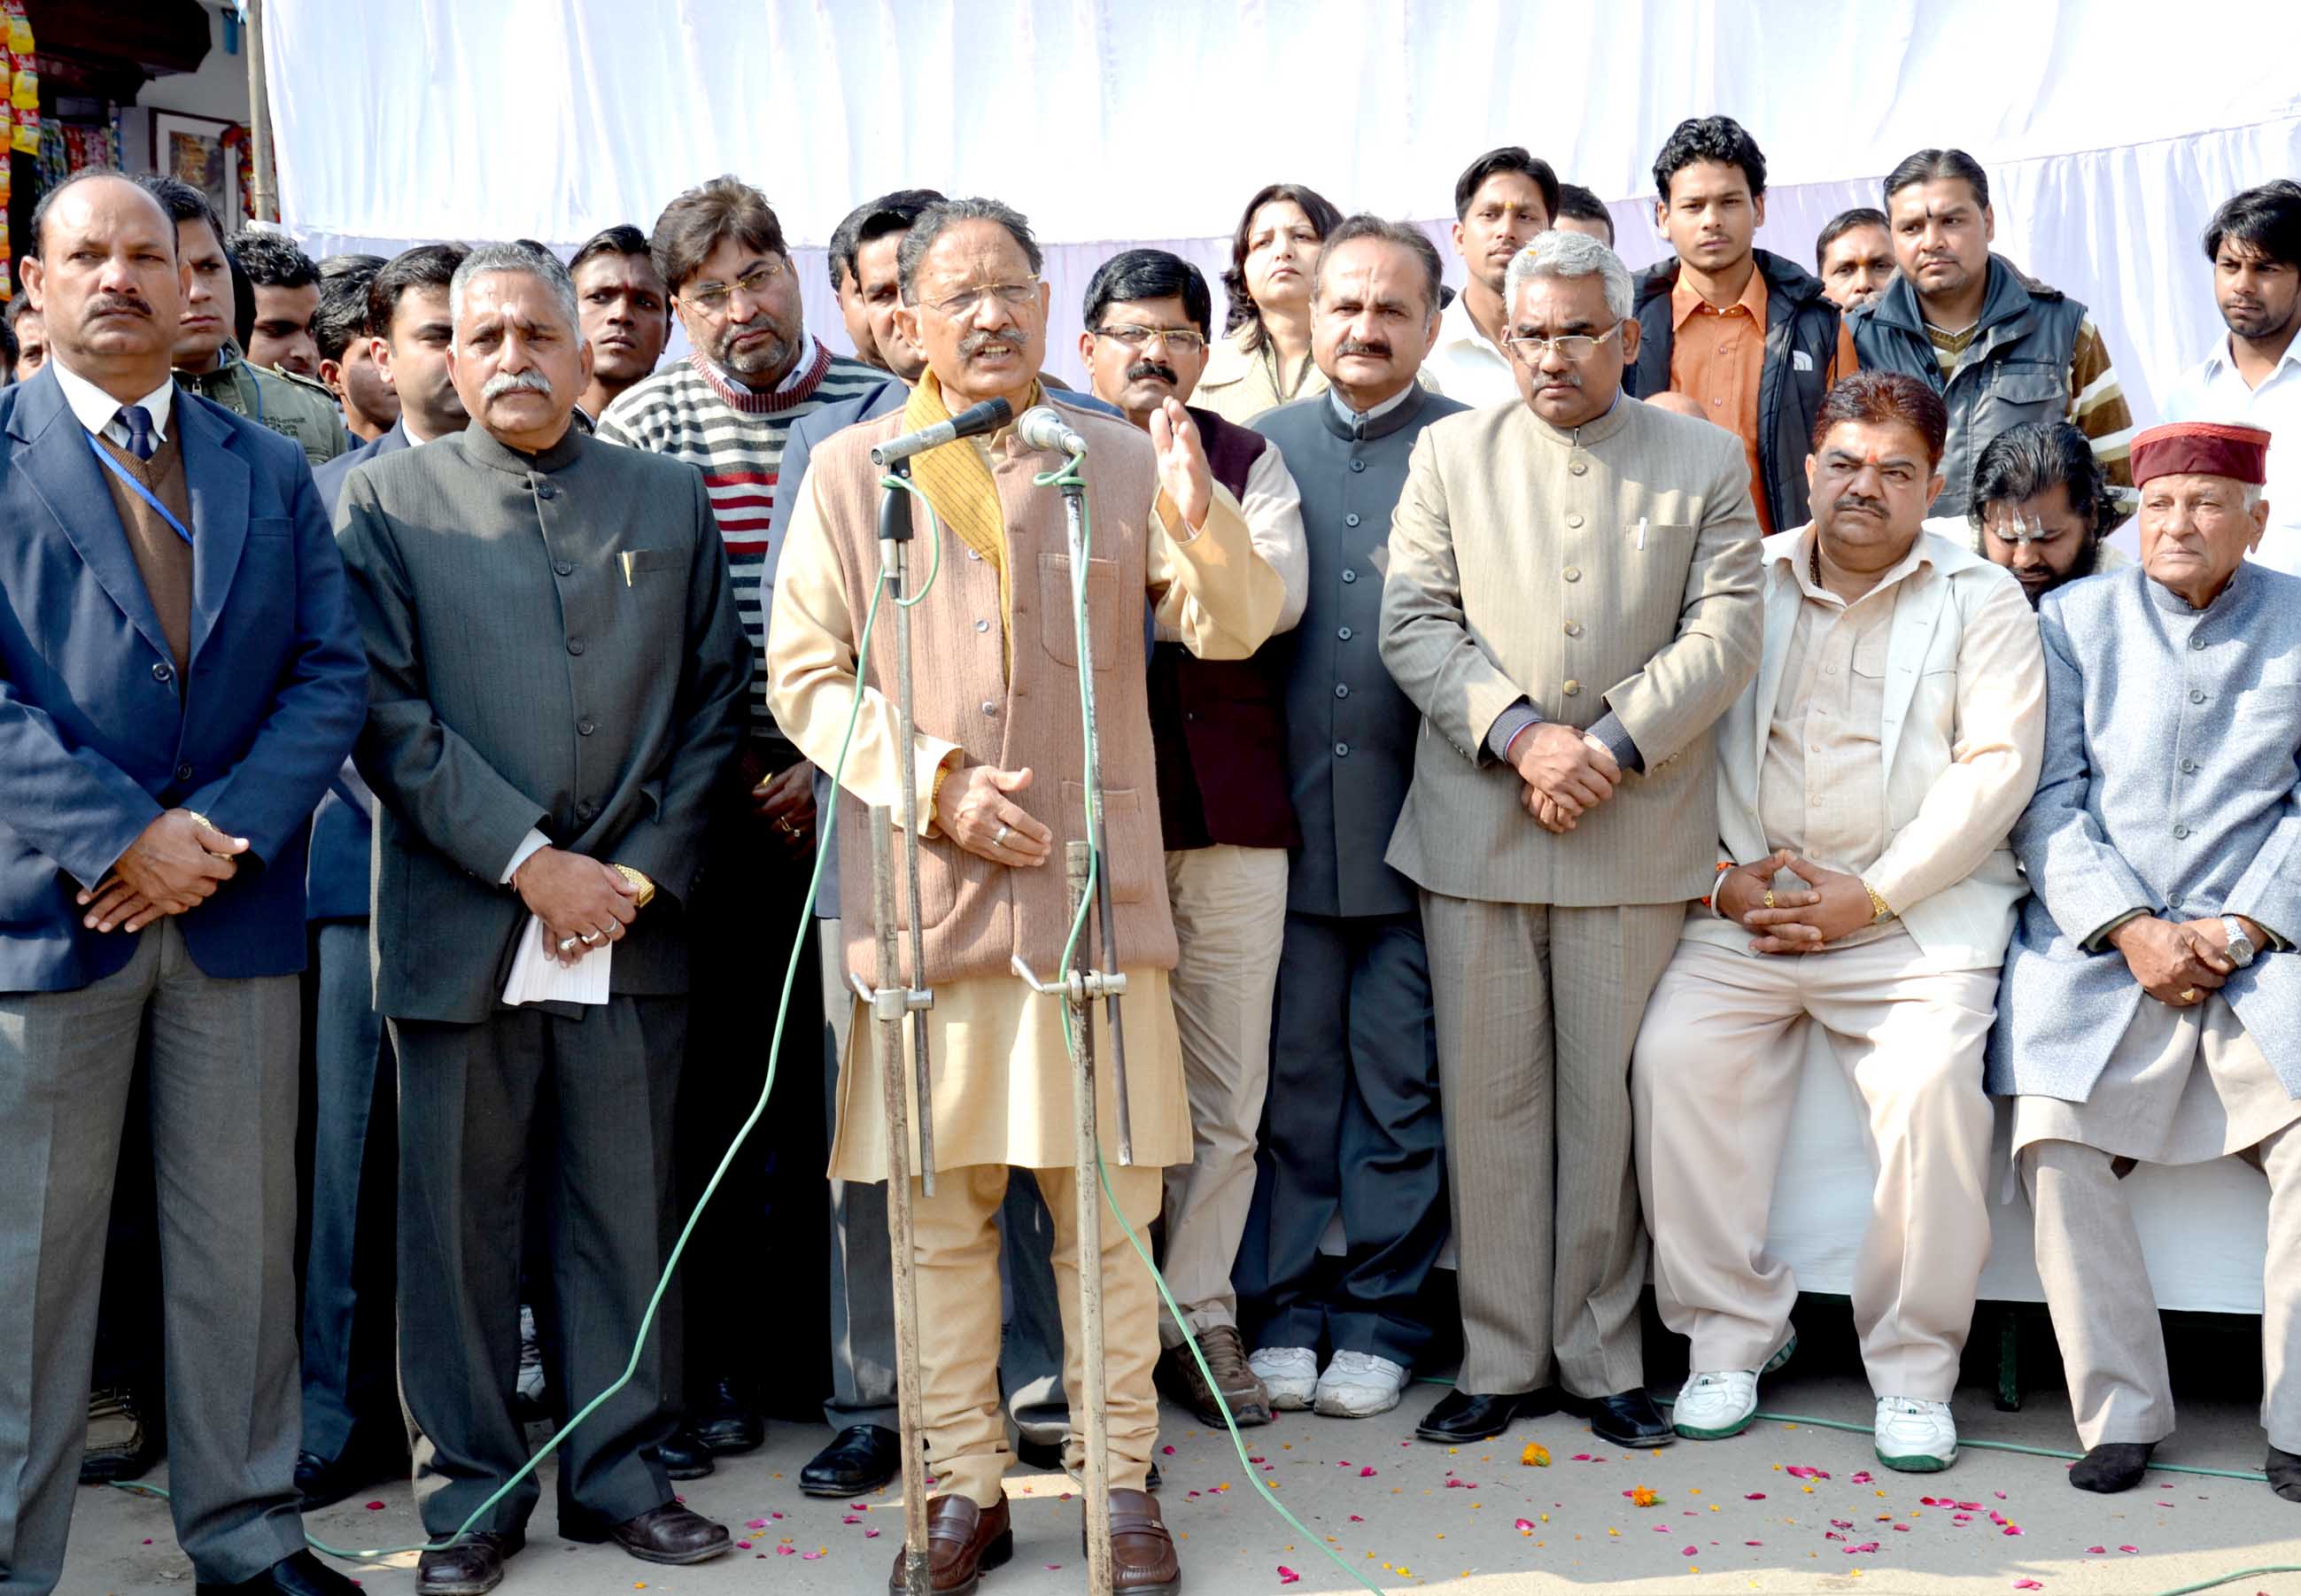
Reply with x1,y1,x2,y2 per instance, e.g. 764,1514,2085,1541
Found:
2223,915,2258,968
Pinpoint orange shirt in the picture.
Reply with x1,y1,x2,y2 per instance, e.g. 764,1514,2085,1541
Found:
1669,267,1857,535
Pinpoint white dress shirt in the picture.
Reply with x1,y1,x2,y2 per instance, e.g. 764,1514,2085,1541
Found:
2158,334,2301,574
50,357,175,449
1422,292,1522,408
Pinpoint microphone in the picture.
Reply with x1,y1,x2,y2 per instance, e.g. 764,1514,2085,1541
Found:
870,397,1013,466
1017,405,1089,458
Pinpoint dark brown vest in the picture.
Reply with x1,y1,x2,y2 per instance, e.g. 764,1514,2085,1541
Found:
1147,406,1300,852
93,431,195,680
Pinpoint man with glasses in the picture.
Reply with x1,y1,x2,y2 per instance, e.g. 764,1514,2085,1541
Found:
1077,249,1307,1429
1380,228,1763,1448
1241,216,1463,1422
767,196,1284,1593
598,176,885,1475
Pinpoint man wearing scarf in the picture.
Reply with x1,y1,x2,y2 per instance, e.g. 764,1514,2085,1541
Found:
768,197,1283,1594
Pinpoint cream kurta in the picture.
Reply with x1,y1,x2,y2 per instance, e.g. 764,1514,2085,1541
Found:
769,417,1281,1181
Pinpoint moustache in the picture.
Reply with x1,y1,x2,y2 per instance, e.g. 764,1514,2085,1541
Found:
1336,337,1391,360
1125,360,1178,386
482,369,554,399
1834,492,1888,518
959,329,1022,357
87,292,154,322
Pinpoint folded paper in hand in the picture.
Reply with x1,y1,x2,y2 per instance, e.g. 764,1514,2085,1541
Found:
501,913,611,1006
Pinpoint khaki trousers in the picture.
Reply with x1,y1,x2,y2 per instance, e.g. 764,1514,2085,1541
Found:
911,1162,1163,1507
2023,1127,2301,1451
1422,893,1683,1397
1158,844,1288,1343
1631,934,1998,1401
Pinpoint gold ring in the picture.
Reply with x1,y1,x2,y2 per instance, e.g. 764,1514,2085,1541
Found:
1763,890,1776,910
2179,988,2199,1003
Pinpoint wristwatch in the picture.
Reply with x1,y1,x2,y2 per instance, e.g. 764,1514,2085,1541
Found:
2222,915,2258,968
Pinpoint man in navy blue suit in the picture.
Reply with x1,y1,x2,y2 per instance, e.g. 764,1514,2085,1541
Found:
0,172,368,1596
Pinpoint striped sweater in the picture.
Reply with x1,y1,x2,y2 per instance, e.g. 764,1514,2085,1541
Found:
597,340,885,738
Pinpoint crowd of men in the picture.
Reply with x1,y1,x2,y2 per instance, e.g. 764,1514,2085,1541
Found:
2,112,2297,1596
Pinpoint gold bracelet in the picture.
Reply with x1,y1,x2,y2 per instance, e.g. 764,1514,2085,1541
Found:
1863,879,1894,923
613,864,656,909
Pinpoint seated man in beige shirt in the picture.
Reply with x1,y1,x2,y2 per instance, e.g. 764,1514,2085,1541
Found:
1631,369,2045,1473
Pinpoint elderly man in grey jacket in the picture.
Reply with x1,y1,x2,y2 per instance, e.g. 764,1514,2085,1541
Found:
1992,419,2301,1504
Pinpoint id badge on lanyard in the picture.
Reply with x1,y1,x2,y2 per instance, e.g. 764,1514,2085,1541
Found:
86,430,194,546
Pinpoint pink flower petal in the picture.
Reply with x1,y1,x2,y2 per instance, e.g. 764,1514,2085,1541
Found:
1163,1445,1175,1455
1277,1567,1301,1585
1360,1466,1377,1476
2013,1583,2043,1591
2119,1546,2139,1554
866,1530,881,1538
802,1550,825,1561
775,1546,796,1556
1851,1471,1874,1484
1743,1491,1765,1500
746,1519,767,1530
1745,1540,1763,1546
1682,1546,1698,1556
364,1500,385,1511
1349,1515,1364,1522
2088,1547,2106,1555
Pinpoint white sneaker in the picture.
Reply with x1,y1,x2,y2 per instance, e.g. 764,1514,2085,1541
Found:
1313,1352,1409,1418
1874,1397,1958,1471
1250,1346,1319,1411
1672,1369,1759,1439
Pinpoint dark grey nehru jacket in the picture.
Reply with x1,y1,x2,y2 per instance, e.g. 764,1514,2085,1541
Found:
336,424,752,1023
1255,383,1469,919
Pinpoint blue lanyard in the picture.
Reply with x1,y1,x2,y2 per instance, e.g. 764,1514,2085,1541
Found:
86,430,194,546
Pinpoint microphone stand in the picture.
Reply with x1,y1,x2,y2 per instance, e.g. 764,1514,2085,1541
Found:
852,461,939,1596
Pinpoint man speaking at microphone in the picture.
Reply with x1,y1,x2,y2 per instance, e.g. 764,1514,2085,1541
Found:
768,197,1284,1593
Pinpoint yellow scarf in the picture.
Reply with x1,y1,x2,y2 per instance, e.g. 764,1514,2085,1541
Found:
901,371,1038,676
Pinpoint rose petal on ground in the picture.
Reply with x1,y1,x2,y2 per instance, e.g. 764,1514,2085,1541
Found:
1277,1568,1300,1585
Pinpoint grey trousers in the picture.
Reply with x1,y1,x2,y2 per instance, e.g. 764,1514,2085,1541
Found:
0,921,306,1593
1238,910,1446,1366
820,919,899,1431
1421,893,1684,1398
393,997,682,1536
2024,1128,2301,1451
301,919,399,1464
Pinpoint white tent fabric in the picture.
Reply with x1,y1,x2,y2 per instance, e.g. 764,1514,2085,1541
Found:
267,0,2301,407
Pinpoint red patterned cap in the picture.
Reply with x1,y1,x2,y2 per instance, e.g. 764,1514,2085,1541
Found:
2129,420,2272,487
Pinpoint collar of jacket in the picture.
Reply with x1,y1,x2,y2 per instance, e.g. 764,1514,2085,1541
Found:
174,340,248,397
1635,247,1827,323
460,417,586,475
2146,555,2258,616
1865,254,2063,341
1763,519,1995,584
1317,378,1432,442
1516,388,1632,450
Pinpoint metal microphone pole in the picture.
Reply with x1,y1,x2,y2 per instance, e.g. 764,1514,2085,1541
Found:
877,460,937,1194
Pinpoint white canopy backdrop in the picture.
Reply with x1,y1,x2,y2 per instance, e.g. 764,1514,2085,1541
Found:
266,0,2301,412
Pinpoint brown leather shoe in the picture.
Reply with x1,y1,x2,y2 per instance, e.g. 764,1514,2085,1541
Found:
1089,1489,1181,1592
414,1530,522,1595
606,1503,732,1566
1154,1325,1271,1427
887,1493,1013,1595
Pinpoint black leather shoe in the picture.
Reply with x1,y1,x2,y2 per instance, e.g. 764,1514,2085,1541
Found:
294,1444,409,1512
1414,1386,1559,1442
2267,1444,2301,1502
197,1548,366,1594
655,1426,715,1480
412,1531,523,1596
1563,1389,1675,1448
802,1423,902,1497
691,1376,765,1454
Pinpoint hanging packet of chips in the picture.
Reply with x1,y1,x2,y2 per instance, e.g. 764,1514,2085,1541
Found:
4,0,30,57
10,56,33,111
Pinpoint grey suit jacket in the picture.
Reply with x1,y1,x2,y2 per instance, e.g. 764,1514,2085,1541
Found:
1379,394,1763,907
1990,562,2301,1100
1257,384,1470,919
336,423,752,1022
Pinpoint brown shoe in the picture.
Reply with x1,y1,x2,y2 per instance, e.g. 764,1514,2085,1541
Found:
1087,1489,1181,1592
887,1494,1013,1596
1156,1325,1271,1427
605,1503,731,1566
414,1530,522,1595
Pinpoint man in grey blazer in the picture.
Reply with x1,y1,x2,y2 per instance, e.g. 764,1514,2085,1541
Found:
1380,229,1763,1447
1993,419,2301,1502
337,244,751,1593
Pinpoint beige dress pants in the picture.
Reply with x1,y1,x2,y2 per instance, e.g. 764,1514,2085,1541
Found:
1158,844,1288,1344
910,1162,1163,1507
1631,932,1999,1401
1422,893,1683,1398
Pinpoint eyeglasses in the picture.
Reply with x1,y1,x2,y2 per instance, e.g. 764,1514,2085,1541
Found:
1503,324,1623,364
683,259,786,314
1093,324,1208,354
920,279,1042,320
